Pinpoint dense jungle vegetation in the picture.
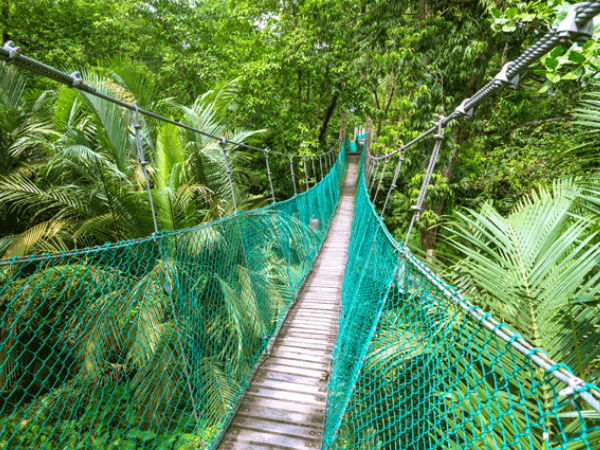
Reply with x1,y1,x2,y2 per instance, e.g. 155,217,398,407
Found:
2,0,600,448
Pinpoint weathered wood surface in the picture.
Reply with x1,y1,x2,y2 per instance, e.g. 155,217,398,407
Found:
218,155,358,450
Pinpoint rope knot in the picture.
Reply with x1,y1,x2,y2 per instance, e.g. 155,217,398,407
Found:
559,377,587,397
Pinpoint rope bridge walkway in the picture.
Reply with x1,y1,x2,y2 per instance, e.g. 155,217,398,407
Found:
2,2,600,449
217,155,359,450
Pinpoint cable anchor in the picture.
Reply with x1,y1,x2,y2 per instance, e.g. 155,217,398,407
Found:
454,98,474,119
494,62,520,90
68,71,83,88
3,41,21,64
432,115,446,140
556,5,595,44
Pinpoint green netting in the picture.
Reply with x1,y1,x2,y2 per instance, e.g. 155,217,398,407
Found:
0,146,347,450
323,147,600,449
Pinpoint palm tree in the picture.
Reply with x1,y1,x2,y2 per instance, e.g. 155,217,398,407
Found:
440,178,600,447
0,67,265,259
0,63,60,258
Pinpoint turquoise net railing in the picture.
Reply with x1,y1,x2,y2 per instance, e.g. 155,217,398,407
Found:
0,145,347,450
323,147,600,449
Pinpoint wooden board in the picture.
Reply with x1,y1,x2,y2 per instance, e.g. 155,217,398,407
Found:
217,156,359,450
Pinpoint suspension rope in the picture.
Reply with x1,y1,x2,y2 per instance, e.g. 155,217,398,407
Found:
303,159,309,191
319,155,324,180
380,147,405,217
131,106,159,235
404,118,447,245
219,137,238,213
0,41,338,162
372,155,389,203
289,156,297,196
368,158,380,194
264,148,276,202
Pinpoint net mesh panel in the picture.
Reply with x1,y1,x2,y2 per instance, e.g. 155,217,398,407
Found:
323,149,600,449
0,147,348,449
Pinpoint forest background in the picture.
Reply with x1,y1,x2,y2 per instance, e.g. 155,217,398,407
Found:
2,0,600,391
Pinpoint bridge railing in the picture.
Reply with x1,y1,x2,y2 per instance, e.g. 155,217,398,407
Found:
323,143,600,450
0,142,347,450
323,1,600,447
0,41,350,448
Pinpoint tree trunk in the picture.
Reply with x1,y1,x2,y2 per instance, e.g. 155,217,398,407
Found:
318,82,342,145
298,67,303,122
376,81,395,141
2,2,10,43
419,67,483,254
418,0,427,20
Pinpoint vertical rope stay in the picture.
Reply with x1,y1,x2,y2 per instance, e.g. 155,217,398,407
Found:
132,106,159,235
319,155,324,180
131,105,201,430
220,137,238,213
303,159,309,191
312,157,317,187
373,156,389,203
368,159,380,195
264,148,276,203
404,118,447,246
381,147,405,217
289,156,297,196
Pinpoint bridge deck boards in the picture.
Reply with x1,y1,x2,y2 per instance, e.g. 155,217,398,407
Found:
217,155,358,450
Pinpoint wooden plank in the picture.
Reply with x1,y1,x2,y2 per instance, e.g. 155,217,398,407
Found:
270,344,332,358
250,377,325,395
258,363,326,378
279,326,337,337
269,350,332,364
245,386,325,405
289,311,338,320
230,416,322,440
264,357,330,371
220,428,319,450
235,401,323,426
281,320,338,330
277,336,335,347
234,394,324,416
253,371,324,386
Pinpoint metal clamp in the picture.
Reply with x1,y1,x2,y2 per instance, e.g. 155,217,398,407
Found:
558,378,587,397
68,71,83,88
494,62,520,89
433,115,446,140
454,98,474,119
132,105,142,129
556,5,595,44
398,146,406,162
3,41,21,64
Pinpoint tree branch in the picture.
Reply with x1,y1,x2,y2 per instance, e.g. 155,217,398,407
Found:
509,117,570,130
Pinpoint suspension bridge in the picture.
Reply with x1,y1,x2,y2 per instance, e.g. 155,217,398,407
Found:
2,2,600,449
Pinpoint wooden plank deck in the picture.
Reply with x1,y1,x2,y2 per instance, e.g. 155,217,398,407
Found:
217,155,358,450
